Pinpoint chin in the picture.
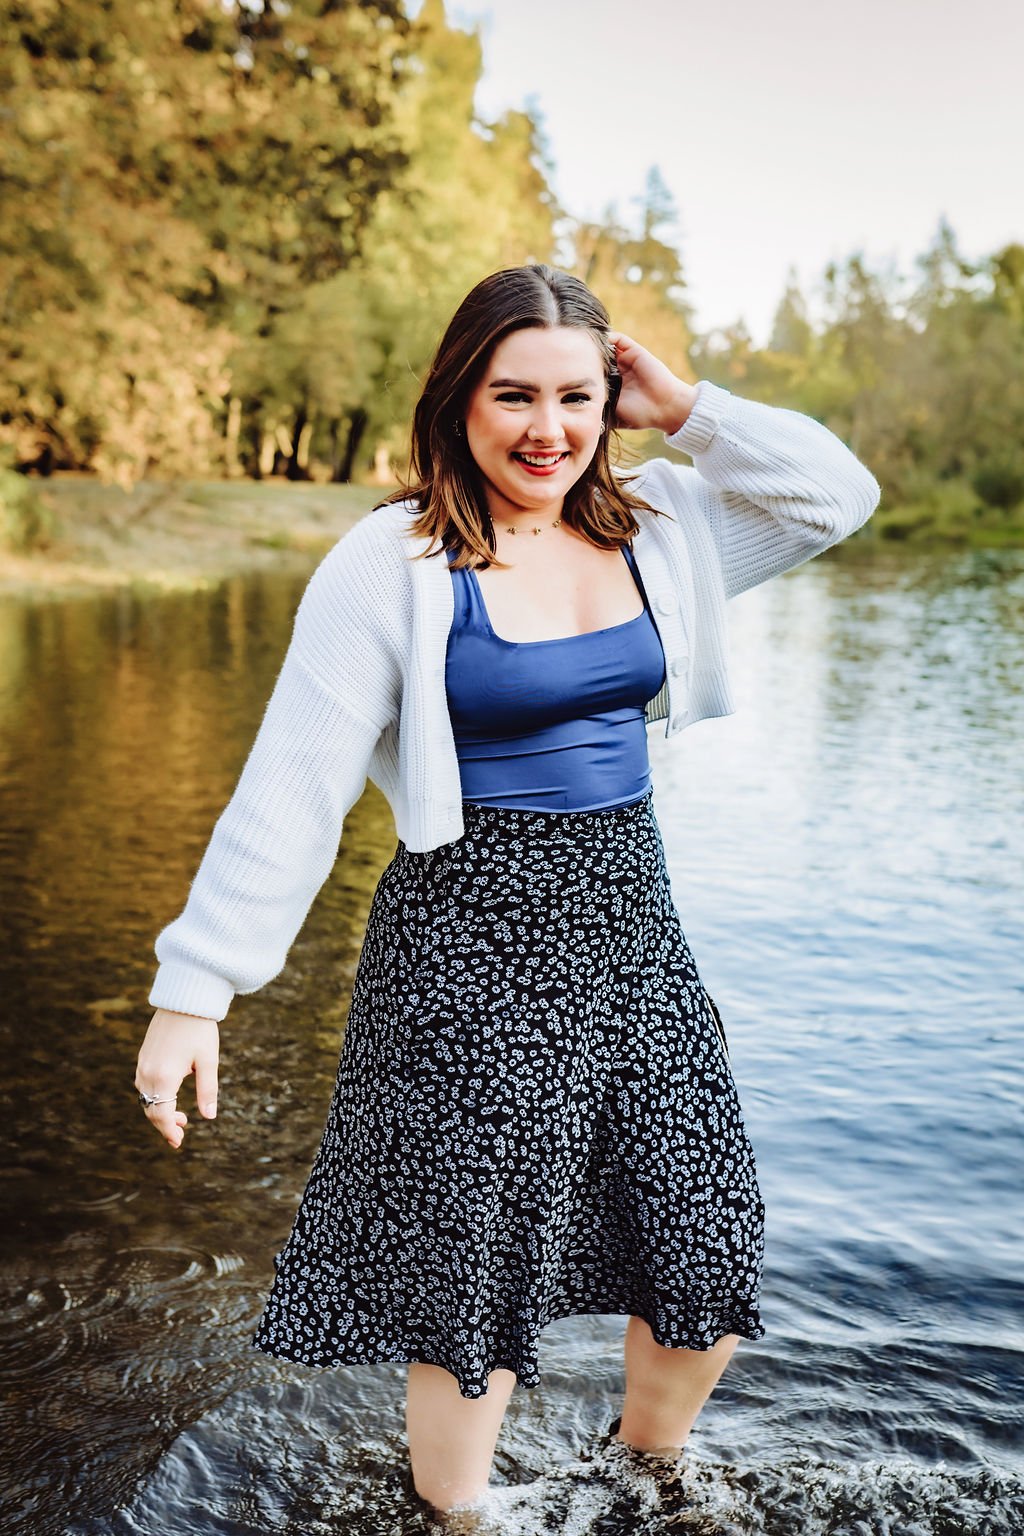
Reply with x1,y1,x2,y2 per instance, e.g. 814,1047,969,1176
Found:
517,467,584,497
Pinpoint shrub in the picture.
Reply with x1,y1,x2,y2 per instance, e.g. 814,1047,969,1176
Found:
876,477,984,541
972,448,1024,512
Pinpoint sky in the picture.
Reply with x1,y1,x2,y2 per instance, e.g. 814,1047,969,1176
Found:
413,0,1023,347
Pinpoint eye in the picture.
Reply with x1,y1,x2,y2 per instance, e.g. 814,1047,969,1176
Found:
564,393,592,405
494,392,530,403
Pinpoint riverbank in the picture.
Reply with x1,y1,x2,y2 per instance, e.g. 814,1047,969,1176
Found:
0,476,387,600
3,474,1022,602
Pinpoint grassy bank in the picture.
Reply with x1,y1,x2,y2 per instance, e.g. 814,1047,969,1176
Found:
0,476,388,599
866,498,1024,548
3,473,1022,603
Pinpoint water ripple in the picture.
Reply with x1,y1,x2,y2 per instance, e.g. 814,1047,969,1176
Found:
2,548,1022,1534
79,1387,1024,1536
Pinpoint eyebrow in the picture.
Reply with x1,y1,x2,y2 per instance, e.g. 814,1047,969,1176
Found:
487,377,599,391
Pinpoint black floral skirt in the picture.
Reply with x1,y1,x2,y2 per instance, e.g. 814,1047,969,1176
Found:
251,785,766,1399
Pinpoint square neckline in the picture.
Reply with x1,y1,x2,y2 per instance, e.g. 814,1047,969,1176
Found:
462,545,648,648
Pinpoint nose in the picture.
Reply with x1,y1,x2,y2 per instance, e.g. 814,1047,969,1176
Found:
525,399,565,443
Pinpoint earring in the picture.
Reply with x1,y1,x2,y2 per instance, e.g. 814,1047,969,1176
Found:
453,420,464,438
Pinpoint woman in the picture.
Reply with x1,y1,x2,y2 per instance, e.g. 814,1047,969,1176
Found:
135,263,880,1515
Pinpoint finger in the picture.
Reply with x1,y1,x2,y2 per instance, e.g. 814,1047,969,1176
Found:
143,1099,179,1126
194,1052,219,1120
170,1110,188,1147
148,1114,183,1148
142,1091,182,1134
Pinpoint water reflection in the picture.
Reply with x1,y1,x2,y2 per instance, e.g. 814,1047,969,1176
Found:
1,546,1022,1534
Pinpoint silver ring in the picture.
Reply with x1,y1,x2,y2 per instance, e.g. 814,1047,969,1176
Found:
138,1089,176,1109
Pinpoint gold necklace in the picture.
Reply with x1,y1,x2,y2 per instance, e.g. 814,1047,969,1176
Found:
505,517,562,536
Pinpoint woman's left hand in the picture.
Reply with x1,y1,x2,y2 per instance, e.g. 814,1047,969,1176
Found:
609,332,697,435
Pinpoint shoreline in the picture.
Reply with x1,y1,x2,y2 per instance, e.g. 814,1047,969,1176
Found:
0,477,387,601
2,474,1021,603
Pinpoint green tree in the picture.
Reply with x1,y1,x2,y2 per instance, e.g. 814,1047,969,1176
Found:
307,0,559,480
0,0,412,482
570,166,695,383
987,241,1024,327
909,215,980,322
769,268,815,362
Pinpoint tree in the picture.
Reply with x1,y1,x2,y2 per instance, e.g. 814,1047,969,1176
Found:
569,167,695,384
909,215,980,323
769,268,815,361
988,242,1024,327
0,0,412,481
310,0,559,480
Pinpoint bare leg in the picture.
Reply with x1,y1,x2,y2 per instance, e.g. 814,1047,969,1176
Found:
619,1317,739,1451
405,1362,517,1512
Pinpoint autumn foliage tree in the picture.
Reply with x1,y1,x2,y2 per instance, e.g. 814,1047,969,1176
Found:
1,4,1021,545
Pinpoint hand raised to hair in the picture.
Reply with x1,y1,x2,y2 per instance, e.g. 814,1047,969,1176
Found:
135,1008,220,1150
609,332,697,435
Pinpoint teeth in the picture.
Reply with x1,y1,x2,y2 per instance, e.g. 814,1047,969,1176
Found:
517,452,566,466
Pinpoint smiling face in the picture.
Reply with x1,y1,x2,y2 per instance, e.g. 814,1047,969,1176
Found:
462,325,608,523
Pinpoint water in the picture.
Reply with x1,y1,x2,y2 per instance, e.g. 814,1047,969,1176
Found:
0,544,1021,1534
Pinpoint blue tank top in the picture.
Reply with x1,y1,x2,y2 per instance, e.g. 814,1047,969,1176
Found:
444,543,667,812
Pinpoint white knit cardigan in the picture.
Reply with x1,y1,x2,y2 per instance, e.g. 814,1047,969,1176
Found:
149,379,881,1022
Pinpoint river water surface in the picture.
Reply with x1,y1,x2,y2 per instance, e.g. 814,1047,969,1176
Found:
1,541,1021,1535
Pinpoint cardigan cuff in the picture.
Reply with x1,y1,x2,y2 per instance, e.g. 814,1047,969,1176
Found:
148,962,235,1023
665,379,734,456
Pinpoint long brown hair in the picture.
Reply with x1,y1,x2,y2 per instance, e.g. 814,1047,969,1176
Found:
379,263,667,570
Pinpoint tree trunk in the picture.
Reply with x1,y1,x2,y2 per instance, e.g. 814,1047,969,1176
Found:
258,427,277,479
335,407,368,483
296,420,314,472
286,406,310,481
224,395,243,478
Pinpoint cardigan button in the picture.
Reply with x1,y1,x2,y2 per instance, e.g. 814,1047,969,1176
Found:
669,656,687,677
655,593,678,615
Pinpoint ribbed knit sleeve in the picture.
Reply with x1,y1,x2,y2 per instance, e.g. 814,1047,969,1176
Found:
662,380,882,598
148,516,403,1023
